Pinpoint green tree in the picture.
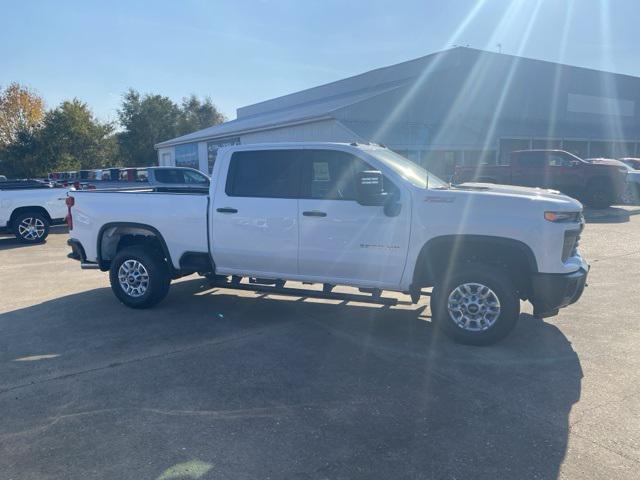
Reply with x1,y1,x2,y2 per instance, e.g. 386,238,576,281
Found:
37,99,117,173
1,99,117,178
0,82,45,148
117,89,182,167
177,94,225,136
1,129,40,178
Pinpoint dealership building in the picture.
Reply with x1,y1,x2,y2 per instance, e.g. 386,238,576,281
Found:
156,47,640,178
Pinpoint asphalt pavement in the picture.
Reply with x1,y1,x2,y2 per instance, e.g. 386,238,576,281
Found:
1,208,639,479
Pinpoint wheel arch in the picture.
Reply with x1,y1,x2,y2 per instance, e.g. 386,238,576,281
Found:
97,222,174,273
9,206,52,228
412,235,539,297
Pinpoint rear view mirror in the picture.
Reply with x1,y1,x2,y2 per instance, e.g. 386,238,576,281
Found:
357,170,388,206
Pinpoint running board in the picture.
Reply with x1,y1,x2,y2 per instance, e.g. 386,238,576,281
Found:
206,278,400,306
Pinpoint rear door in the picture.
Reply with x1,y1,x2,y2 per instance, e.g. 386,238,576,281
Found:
210,150,301,277
297,149,411,287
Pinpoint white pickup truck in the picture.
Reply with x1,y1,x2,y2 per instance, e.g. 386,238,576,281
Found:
0,181,68,243
67,143,589,345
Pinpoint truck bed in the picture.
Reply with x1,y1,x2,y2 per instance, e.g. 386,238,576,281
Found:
70,188,210,268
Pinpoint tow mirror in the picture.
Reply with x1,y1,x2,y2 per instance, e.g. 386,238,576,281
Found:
357,170,388,206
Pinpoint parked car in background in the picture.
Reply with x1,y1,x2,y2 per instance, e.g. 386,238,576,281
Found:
48,166,210,190
453,150,627,208
587,158,640,204
0,180,68,243
94,166,209,189
619,158,640,171
67,143,588,346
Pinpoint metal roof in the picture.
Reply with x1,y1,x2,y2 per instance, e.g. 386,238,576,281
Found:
155,81,409,148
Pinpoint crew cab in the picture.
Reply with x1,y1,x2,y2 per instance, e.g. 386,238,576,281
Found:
453,150,627,208
67,143,589,345
0,180,68,243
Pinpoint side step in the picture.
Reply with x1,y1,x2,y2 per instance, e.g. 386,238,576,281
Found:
206,278,399,306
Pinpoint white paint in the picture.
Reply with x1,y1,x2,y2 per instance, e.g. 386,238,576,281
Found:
70,143,587,294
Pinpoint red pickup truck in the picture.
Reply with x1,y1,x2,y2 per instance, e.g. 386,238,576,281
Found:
453,150,627,208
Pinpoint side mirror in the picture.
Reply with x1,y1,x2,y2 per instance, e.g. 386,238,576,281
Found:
570,160,581,167
357,170,388,206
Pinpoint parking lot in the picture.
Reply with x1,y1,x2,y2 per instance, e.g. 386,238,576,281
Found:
0,208,639,480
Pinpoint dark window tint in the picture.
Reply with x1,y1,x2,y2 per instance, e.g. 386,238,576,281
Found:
226,150,300,198
514,152,545,168
155,169,184,184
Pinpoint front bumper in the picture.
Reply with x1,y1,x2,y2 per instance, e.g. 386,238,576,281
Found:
530,267,589,318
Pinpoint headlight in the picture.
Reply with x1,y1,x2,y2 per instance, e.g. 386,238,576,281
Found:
544,211,582,223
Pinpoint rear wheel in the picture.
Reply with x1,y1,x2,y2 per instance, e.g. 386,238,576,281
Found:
431,264,520,345
109,247,171,308
13,211,50,244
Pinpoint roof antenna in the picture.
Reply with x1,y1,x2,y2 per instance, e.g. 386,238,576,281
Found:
496,43,502,54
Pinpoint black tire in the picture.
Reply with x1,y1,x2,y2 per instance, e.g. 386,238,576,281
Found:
584,184,615,209
109,246,171,308
13,211,50,244
431,264,520,346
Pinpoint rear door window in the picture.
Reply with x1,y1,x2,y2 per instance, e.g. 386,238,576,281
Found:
225,150,301,198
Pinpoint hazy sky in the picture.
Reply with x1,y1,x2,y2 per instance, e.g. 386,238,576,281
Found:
1,0,638,123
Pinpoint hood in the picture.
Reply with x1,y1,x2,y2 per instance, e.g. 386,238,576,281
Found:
446,182,583,211
587,158,621,166
452,182,579,204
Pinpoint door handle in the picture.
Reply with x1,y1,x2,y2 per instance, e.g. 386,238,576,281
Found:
217,207,238,214
302,210,327,217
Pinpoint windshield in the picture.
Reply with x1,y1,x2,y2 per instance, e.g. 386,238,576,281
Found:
369,149,448,189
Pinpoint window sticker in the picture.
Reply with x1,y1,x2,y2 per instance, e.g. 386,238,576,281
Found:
313,161,330,182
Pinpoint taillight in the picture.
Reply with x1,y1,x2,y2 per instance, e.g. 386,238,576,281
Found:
66,196,74,230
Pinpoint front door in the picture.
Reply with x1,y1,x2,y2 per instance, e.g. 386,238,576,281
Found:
297,150,411,288
511,151,547,188
210,150,301,277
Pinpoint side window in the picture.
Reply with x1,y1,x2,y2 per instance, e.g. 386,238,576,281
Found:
136,169,149,182
226,150,300,198
515,152,544,168
301,150,398,200
305,151,362,200
547,154,572,167
154,169,183,184
183,170,209,185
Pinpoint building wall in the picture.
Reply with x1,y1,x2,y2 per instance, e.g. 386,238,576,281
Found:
241,119,359,144
157,49,640,178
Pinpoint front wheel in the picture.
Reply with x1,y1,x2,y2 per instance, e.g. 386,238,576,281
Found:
109,247,171,308
431,264,520,345
583,185,615,209
13,211,50,244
